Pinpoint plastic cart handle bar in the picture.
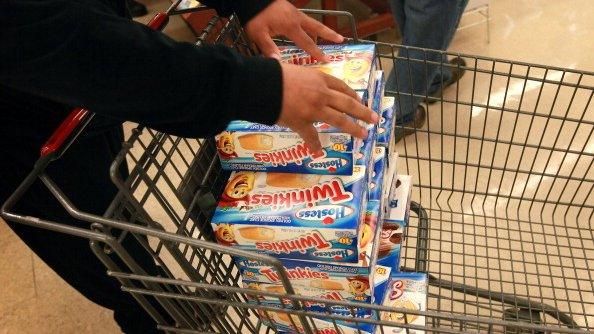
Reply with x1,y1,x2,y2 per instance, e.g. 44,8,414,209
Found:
39,0,184,158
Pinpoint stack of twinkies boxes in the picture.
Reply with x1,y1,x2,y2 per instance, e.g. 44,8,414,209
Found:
212,44,427,334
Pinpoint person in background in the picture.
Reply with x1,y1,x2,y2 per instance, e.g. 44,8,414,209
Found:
0,0,377,332
387,0,469,142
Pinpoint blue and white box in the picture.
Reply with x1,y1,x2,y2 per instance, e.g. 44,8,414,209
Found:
212,166,368,262
369,146,386,201
377,96,395,146
259,265,392,333
376,273,428,334
280,44,377,95
216,122,355,175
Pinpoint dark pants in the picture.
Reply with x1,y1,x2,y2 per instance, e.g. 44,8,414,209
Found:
387,0,469,122
1,118,164,333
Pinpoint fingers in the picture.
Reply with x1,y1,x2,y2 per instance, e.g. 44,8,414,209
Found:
320,107,368,139
327,90,378,124
253,33,281,59
287,28,329,62
322,73,360,101
302,15,344,43
295,124,323,153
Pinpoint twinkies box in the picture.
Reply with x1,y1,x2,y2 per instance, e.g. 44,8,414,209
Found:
369,146,386,201
354,125,377,185
267,269,392,334
377,96,395,147
216,121,354,175
376,273,428,334
256,265,392,333
370,71,385,113
354,136,375,181
221,44,377,175
237,212,381,307
212,166,368,262
280,44,376,94
234,232,374,302
241,263,391,313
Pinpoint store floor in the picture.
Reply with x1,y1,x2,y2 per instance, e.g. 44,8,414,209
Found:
1,0,593,333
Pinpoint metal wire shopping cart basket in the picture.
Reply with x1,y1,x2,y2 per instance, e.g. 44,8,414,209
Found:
2,4,594,334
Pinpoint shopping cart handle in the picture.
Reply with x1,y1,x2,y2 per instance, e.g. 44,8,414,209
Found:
147,12,169,31
40,108,91,157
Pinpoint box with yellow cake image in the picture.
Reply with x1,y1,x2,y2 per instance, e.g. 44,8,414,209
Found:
236,199,385,316
211,166,368,262
241,263,391,316
216,121,355,175
280,44,376,93
250,264,392,330
375,273,427,334
237,210,380,299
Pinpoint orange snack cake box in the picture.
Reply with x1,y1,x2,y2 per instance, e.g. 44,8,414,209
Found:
280,44,377,94
211,166,368,262
215,44,376,175
215,121,355,175
256,264,391,334
236,202,382,303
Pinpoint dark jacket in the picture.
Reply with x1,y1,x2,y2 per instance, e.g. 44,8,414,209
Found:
0,0,282,144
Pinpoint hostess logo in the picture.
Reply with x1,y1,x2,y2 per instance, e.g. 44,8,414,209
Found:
312,248,354,260
296,205,353,224
307,158,348,172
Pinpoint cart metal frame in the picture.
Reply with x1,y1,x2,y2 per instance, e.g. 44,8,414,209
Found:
2,4,594,334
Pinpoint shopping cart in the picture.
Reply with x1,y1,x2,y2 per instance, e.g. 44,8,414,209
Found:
2,4,594,334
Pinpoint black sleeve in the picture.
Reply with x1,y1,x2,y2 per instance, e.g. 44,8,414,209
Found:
200,0,275,25
0,0,282,138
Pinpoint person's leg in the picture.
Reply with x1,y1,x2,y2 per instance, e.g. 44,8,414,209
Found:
427,0,469,95
386,0,419,124
2,120,166,333
386,0,469,122
390,0,406,34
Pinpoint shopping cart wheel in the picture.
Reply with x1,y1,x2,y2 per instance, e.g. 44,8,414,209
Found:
503,308,544,334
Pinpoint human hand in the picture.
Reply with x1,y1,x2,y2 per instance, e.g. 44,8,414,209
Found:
277,63,379,152
245,0,343,61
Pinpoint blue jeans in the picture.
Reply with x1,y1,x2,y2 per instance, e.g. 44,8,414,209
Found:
386,0,468,123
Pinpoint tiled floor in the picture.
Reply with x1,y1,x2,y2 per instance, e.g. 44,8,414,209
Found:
1,0,593,333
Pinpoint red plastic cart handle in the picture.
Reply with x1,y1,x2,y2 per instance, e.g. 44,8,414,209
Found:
40,108,90,157
40,12,170,157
